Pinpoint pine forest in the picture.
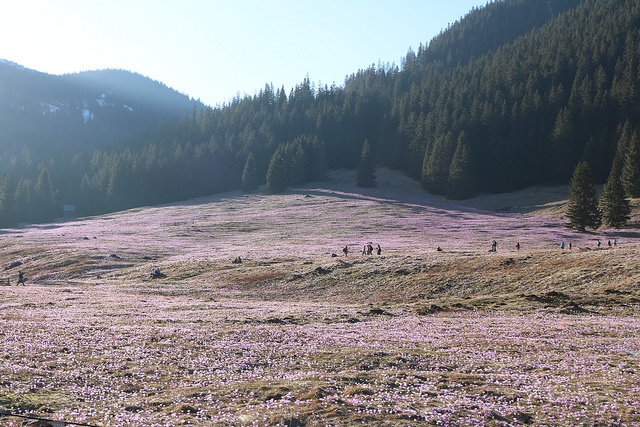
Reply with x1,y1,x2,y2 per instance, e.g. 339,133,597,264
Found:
0,0,640,227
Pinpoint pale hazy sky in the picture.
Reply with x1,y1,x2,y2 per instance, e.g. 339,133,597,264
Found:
0,1,488,106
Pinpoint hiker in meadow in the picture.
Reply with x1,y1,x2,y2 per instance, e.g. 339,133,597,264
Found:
376,244,381,255
491,240,497,252
560,242,565,250
516,242,520,251
343,245,349,256
367,243,373,255
17,270,25,286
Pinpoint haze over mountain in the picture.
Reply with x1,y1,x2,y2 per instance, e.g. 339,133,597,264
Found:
0,0,638,227
0,60,202,153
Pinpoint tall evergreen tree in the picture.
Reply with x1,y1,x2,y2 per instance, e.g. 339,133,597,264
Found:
265,147,288,194
621,131,640,197
34,167,57,222
357,139,376,188
241,152,258,193
0,172,15,227
446,132,477,200
422,132,455,194
566,161,601,232
14,178,33,222
612,120,634,173
599,163,631,228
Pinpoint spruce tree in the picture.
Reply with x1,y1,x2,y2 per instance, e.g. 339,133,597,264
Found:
566,161,602,232
446,132,477,200
612,120,634,173
621,131,640,197
0,172,15,227
241,152,258,193
357,139,376,188
266,148,288,194
422,132,455,194
14,178,33,223
599,164,631,228
34,167,57,223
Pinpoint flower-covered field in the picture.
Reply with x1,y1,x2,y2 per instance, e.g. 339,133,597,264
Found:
1,169,639,426
1,289,639,426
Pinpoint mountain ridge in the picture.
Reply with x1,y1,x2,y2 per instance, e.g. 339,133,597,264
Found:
0,60,203,153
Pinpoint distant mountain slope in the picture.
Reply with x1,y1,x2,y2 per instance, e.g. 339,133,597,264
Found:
421,0,582,70
0,60,203,156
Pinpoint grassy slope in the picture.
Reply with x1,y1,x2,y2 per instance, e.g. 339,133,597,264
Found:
1,168,639,426
1,168,638,313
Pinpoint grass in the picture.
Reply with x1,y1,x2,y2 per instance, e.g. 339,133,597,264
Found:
0,168,639,426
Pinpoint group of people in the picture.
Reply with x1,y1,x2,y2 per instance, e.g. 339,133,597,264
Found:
490,238,621,252
561,238,618,250
342,243,382,256
598,239,617,248
362,243,382,255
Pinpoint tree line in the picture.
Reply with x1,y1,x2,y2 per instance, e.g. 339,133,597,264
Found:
0,0,639,229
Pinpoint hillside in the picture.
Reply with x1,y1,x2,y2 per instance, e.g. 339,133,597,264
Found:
2,168,639,312
1,169,639,426
0,60,201,155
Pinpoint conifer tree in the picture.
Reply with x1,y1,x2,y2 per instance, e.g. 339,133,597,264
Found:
34,167,57,222
288,140,306,186
0,172,15,227
422,132,455,194
446,132,477,200
266,147,288,194
566,161,601,232
621,131,640,197
241,152,258,193
357,139,376,188
599,164,631,228
612,120,634,173
14,178,33,222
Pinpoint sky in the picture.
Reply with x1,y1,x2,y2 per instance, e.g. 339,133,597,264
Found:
0,0,488,107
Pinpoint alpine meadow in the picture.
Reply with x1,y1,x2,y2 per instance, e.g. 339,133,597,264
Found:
2,0,640,426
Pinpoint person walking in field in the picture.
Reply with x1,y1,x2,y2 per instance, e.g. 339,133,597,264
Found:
343,246,349,256
17,270,25,286
376,244,382,255
516,242,520,251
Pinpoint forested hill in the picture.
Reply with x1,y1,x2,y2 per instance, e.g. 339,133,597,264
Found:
0,62,202,154
1,0,640,227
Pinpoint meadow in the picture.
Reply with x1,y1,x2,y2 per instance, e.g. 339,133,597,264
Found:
1,169,639,426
